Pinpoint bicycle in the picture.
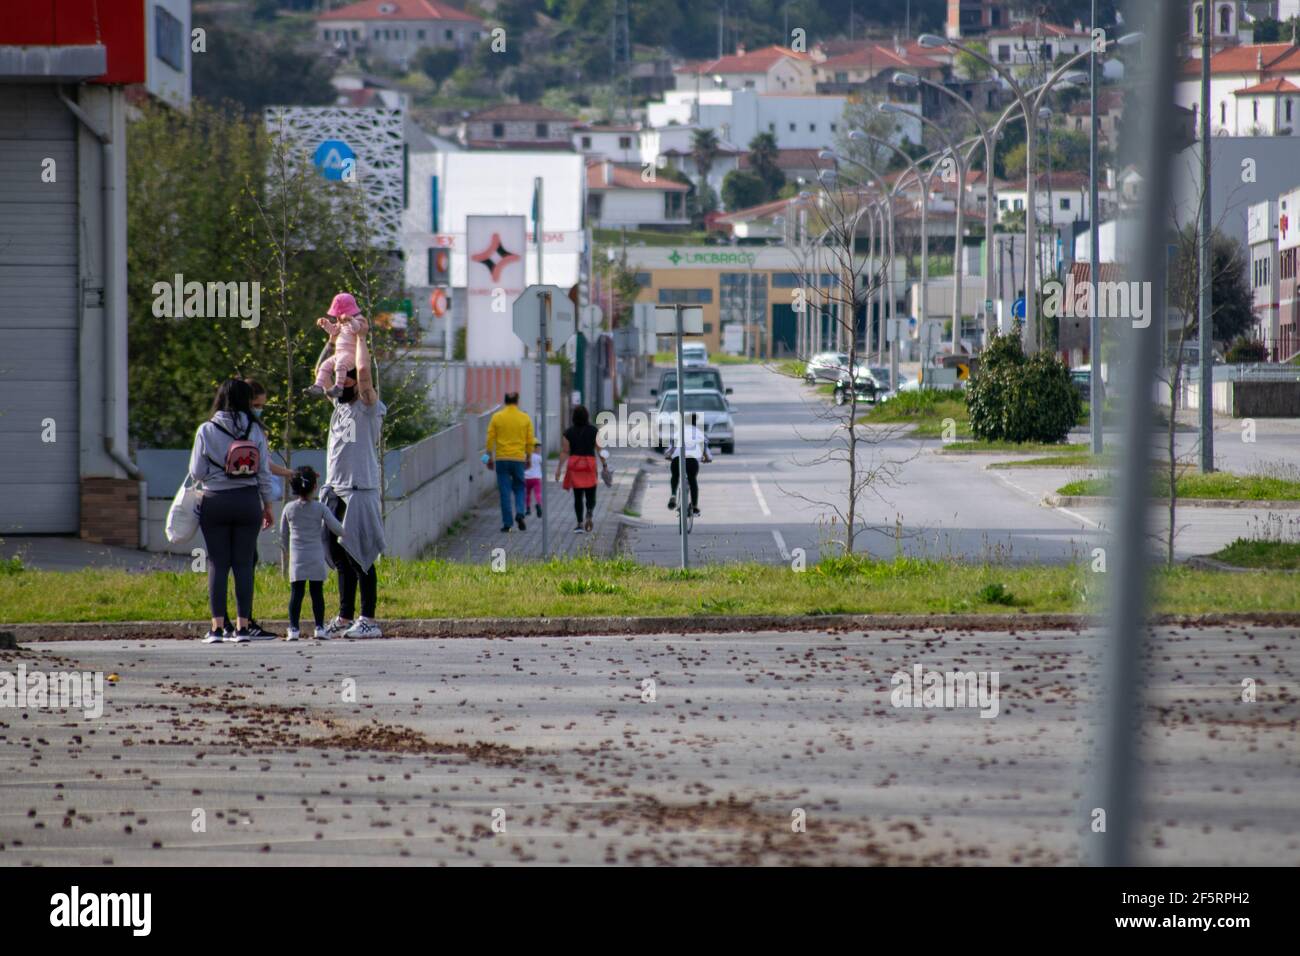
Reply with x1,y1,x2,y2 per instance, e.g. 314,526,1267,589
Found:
665,446,708,534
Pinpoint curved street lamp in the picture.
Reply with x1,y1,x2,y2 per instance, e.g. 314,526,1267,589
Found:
918,29,1142,352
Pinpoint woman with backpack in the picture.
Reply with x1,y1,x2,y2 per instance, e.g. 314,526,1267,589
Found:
188,378,276,644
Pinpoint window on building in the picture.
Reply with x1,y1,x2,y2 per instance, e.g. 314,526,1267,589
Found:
352,29,359,40
809,123,816,131
536,123,549,138
1014,199,1024,211
619,136,632,148
1283,248,1297,280
997,44,1011,62
492,123,505,138
418,30,425,39
1221,101,1226,125
744,79,755,88
1288,99,1294,123
1060,197,1070,210
155,6,184,71
830,122,837,132
664,192,685,219
1194,3,1203,35
446,29,453,40
768,122,776,132
719,273,768,326
634,273,652,287
659,288,713,304
835,72,848,83
771,273,800,288
789,122,796,131
581,136,591,148
1219,4,1231,34
1254,99,1259,122
703,322,714,333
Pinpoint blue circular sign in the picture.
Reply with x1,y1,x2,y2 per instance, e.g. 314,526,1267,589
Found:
313,139,355,181
1012,297,1026,318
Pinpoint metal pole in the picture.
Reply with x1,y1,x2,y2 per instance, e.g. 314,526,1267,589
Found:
535,176,549,556
1024,113,1039,351
675,304,689,568
1086,0,1177,867
1199,0,1214,472
1090,0,1103,454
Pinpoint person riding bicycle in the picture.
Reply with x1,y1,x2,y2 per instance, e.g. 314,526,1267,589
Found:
665,412,710,516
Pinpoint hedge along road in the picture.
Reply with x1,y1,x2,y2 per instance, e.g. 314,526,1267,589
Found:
624,364,1106,566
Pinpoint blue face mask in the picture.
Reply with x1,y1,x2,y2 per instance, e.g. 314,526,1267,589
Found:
251,407,263,419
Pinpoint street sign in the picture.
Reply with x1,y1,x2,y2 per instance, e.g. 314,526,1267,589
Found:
984,298,993,316
956,362,970,381
1013,297,1026,319
313,139,355,182
654,306,703,334
429,288,448,317
885,318,907,343
512,284,576,348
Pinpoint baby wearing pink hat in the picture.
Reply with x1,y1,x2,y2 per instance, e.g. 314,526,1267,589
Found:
308,292,369,399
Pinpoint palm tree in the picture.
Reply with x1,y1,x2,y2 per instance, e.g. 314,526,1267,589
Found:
690,127,720,218
747,131,785,200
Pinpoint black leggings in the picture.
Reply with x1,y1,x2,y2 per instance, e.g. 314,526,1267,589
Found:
670,458,700,508
289,580,325,630
198,487,261,620
328,498,377,619
572,486,596,523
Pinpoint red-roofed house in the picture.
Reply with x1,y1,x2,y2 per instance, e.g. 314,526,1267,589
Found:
1174,43,1300,136
811,42,947,100
673,45,815,94
585,161,690,230
1058,88,1125,146
317,0,484,67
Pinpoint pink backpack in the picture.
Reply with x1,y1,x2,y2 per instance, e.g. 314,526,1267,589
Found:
208,418,261,477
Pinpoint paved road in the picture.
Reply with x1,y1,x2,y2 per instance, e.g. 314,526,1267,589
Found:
2,626,1294,866
623,364,1300,566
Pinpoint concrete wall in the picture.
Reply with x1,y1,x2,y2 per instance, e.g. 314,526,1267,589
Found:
1158,378,1300,417
141,410,498,564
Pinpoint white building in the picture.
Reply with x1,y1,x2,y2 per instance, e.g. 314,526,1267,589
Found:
640,124,741,199
585,160,689,230
984,19,1090,70
1248,198,1280,347
317,0,484,69
996,171,1115,228
1174,42,1300,136
572,124,642,164
403,149,586,334
647,87,918,155
673,45,815,95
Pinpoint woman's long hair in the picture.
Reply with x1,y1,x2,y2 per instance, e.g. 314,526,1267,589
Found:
210,377,254,422
571,404,590,428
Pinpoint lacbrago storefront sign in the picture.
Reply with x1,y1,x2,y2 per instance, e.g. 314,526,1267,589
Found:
663,248,759,267
466,215,527,362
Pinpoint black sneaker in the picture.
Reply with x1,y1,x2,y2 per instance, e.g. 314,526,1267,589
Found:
230,622,278,642
668,496,677,511
201,629,225,644
501,524,512,533
535,504,542,517
515,514,526,531
691,507,701,516
222,618,235,638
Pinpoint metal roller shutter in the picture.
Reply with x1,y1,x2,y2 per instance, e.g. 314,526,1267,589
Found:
0,84,80,533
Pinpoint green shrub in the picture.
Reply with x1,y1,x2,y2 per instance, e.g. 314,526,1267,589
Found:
966,332,1078,443
1224,336,1267,364
557,578,622,595
976,582,1016,606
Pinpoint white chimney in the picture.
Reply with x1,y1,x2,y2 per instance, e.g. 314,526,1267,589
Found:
604,160,613,185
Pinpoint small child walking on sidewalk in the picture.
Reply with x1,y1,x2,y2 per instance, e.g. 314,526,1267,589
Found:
308,292,369,399
279,466,344,641
524,440,544,518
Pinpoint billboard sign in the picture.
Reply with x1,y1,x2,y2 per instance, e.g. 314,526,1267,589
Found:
466,215,527,361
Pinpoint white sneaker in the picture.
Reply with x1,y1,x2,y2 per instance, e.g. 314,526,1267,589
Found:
343,617,382,639
323,616,351,639
284,627,300,642
201,629,224,644
313,625,330,640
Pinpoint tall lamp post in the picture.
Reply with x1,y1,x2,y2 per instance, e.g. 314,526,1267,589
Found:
918,30,1143,352
881,102,967,356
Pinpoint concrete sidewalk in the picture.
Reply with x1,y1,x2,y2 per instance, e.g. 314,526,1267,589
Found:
0,535,187,572
431,371,655,564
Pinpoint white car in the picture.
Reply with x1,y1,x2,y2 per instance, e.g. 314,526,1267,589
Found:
680,343,709,367
654,388,735,454
804,352,851,384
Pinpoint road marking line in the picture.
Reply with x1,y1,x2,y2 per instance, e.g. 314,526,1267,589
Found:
750,474,771,516
772,529,790,560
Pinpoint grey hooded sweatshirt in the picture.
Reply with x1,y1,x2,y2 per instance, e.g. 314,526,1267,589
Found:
188,410,275,505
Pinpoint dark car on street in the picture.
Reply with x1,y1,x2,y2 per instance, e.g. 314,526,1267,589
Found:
652,366,731,398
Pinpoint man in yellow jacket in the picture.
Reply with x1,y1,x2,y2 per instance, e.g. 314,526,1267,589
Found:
485,392,537,532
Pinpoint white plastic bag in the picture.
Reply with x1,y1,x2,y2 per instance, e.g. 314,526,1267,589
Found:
166,476,202,544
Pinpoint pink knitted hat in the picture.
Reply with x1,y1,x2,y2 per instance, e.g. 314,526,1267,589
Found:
327,292,360,317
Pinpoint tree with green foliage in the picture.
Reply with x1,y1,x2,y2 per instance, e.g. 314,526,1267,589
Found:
747,131,785,200
126,101,439,462
417,46,461,85
1002,128,1091,177
1170,225,1254,345
192,14,334,114
965,331,1079,443
721,170,767,211
834,98,901,173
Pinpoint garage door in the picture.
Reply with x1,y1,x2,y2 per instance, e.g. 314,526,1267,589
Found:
0,85,80,533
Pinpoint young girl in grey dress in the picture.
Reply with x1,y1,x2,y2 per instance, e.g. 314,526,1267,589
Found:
279,467,344,641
